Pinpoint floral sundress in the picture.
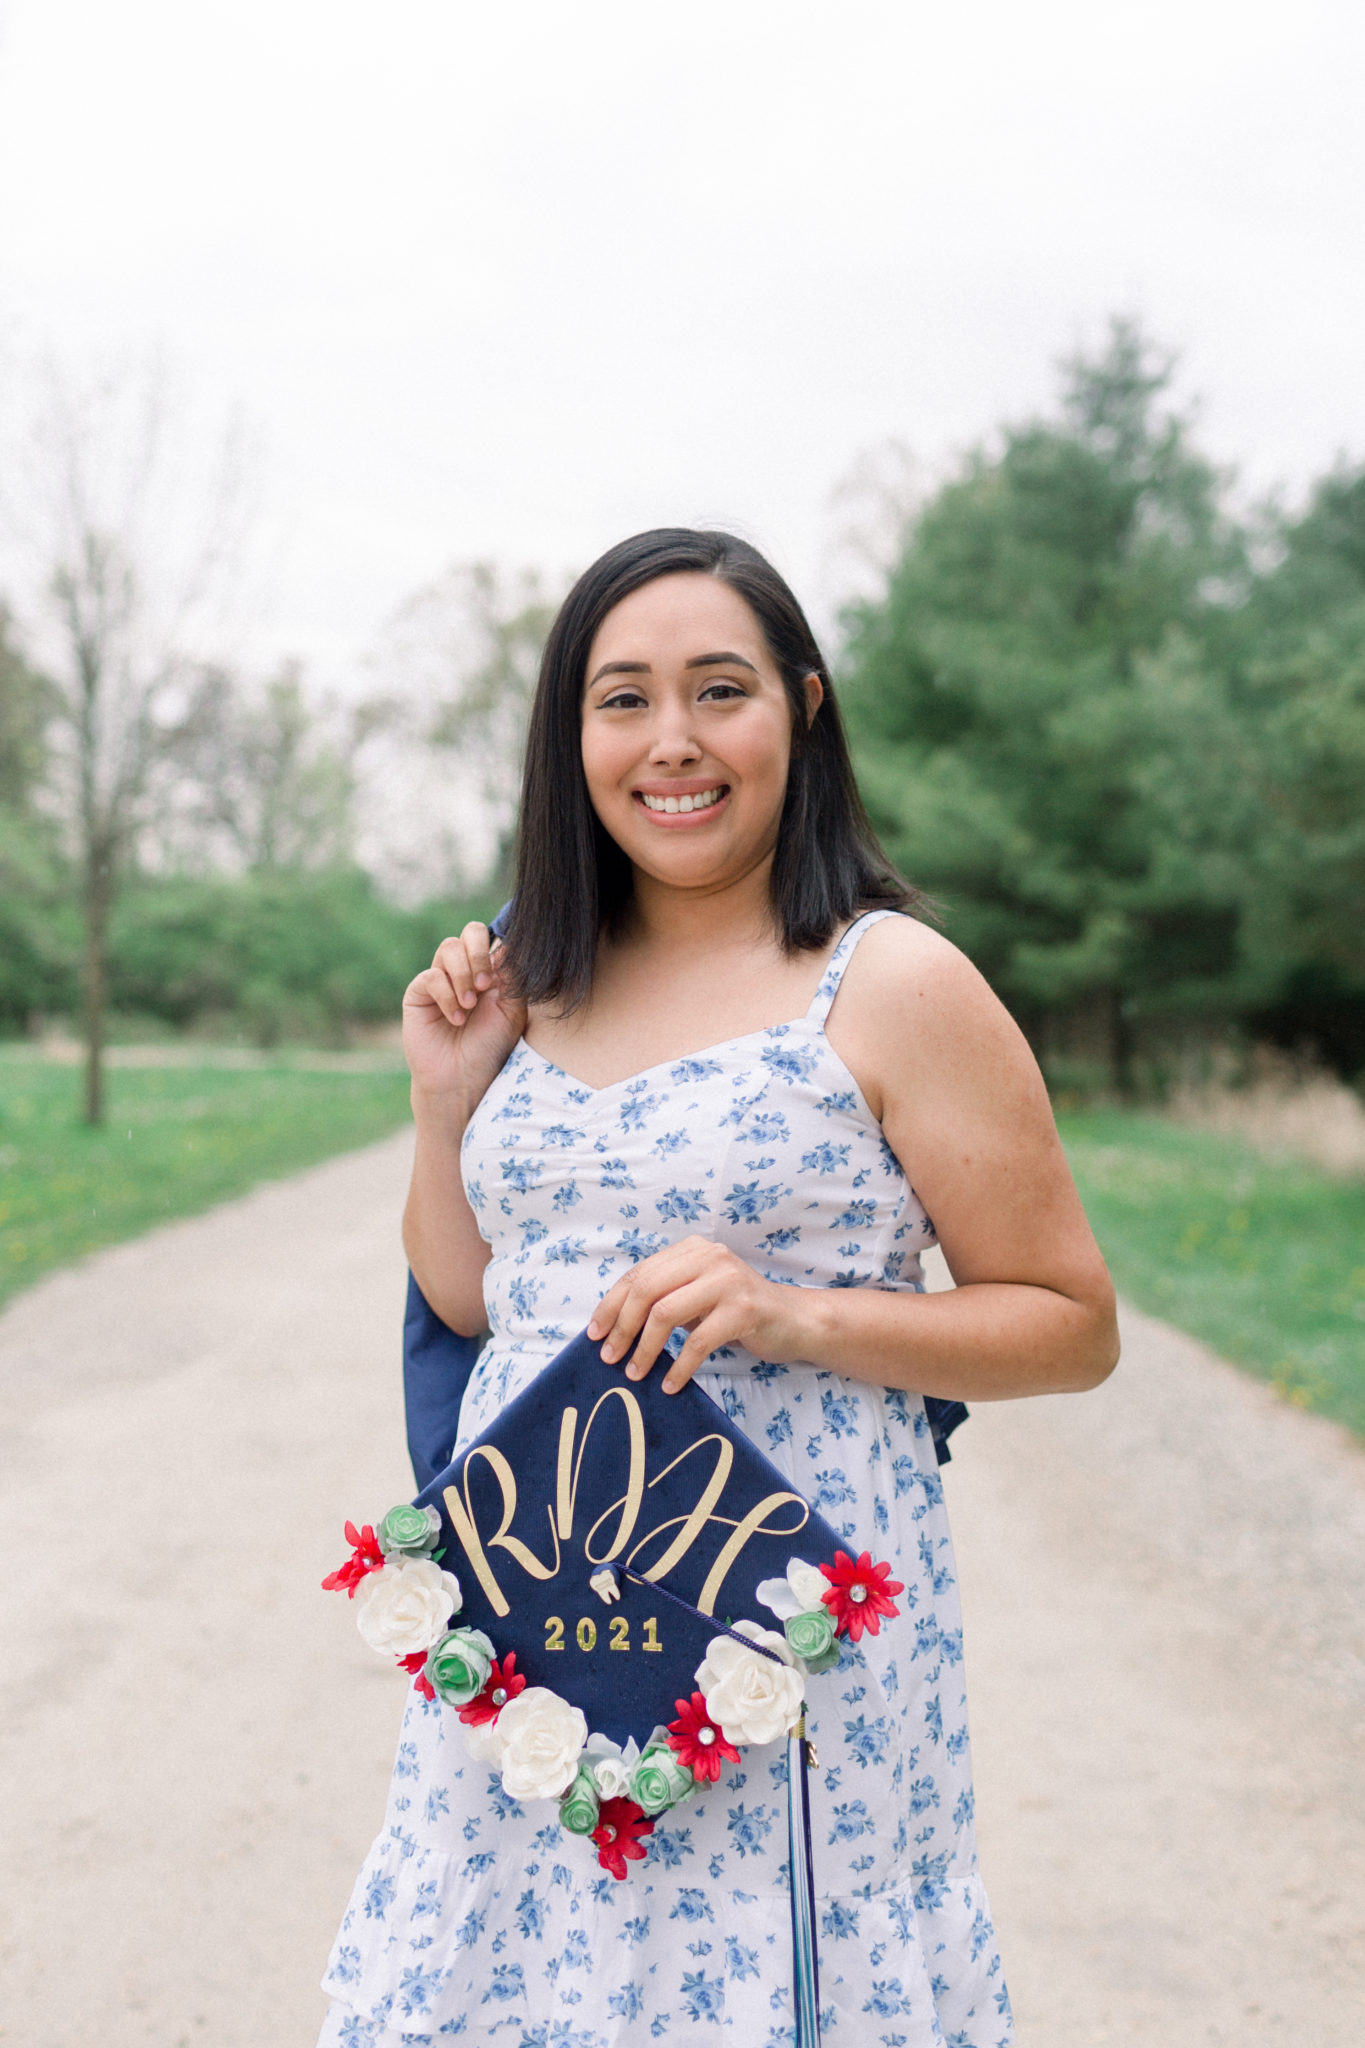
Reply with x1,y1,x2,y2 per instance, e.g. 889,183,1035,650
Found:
319,911,1013,2047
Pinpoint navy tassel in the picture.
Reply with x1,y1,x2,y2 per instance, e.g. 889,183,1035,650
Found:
787,1712,822,2047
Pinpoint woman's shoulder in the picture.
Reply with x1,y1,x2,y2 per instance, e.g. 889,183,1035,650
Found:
832,912,1039,1119
843,910,998,1018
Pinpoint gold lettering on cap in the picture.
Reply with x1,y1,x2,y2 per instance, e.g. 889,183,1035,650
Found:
697,1492,809,1616
555,1389,646,1560
627,1435,734,1585
443,1444,561,1617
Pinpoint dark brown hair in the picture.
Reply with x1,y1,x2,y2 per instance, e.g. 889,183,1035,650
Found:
503,527,918,1009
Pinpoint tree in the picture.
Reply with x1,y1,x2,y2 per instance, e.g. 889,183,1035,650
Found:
159,660,358,876
1137,463,1365,1075
372,561,561,896
0,604,71,1030
0,600,51,810
7,361,246,1120
839,319,1246,1088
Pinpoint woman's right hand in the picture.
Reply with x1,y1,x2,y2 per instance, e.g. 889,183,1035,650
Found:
402,923,528,1116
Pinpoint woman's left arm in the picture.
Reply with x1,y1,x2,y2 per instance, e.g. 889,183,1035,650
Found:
590,920,1120,1399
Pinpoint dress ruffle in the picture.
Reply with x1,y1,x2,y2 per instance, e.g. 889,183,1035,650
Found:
320,1784,1010,2044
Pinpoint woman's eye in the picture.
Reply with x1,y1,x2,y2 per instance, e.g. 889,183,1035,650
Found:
601,689,647,710
699,680,747,701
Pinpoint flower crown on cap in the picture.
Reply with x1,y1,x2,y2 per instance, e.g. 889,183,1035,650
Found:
323,1507,903,1879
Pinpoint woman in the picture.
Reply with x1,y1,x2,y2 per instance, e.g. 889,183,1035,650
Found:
320,529,1118,2046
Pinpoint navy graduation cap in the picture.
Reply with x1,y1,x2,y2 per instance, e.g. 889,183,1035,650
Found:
412,1328,849,1749
327,1329,908,2048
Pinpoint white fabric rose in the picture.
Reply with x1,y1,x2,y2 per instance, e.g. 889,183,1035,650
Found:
460,1715,507,1766
696,1621,805,1746
496,1687,589,1801
354,1556,462,1658
582,1732,641,1799
755,1557,827,1622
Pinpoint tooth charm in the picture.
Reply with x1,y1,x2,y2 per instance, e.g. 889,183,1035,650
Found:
589,1566,622,1606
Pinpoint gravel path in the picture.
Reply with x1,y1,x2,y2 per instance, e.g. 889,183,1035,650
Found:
0,1131,1360,2045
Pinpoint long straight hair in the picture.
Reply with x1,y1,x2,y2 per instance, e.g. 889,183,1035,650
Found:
503,528,920,1009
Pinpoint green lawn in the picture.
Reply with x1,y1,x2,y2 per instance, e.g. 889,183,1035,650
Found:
0,1053,412,1312
1058,1108,1365,1439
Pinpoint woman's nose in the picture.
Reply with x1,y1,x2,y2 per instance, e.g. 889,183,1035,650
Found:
648,715,702,765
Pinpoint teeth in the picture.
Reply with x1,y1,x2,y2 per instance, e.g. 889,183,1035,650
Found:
641,787,723,814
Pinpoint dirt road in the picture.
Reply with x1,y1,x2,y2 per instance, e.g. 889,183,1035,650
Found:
1,1131,1361,2045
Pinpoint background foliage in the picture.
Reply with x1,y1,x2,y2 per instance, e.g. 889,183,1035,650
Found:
1,320,1362,1087
839,320,1365,1089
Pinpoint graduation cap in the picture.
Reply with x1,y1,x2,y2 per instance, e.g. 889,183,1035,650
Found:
327,1328,901,2046
411,1328,849,1749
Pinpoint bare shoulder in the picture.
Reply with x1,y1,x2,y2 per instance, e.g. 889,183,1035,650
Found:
829,913,1046,1122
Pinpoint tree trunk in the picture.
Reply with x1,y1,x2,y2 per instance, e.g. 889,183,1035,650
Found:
82,850,111,1127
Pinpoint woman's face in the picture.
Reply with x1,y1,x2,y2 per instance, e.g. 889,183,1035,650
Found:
580,572,821,898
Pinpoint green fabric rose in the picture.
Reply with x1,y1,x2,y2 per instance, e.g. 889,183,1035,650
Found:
559,1768,601,1835
802,1640,842,1675
784,1607,835,1663
630,1744,695,1816
425,1626,495,1706
378,1503,443,1558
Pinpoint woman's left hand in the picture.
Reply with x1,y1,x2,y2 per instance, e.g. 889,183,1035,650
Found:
587,1236,804,1394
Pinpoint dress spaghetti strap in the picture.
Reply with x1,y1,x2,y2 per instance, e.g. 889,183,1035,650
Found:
804,907,900,1027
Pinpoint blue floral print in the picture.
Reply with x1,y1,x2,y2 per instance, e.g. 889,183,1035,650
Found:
319,913,1011,2048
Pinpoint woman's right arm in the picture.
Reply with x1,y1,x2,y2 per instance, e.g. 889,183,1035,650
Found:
401,923,527,1336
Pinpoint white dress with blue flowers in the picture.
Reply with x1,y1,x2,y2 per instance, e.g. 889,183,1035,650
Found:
319,912,1013,2047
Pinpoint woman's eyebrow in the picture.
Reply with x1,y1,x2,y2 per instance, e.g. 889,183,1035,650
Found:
587,660,650,687
685,650,759,674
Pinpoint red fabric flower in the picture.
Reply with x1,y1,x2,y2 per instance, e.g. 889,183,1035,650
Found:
819,1549,904,1642
458,1653,528,1726
591,1797,654,1880
321,1520,385,1597
666,1691,740,1783
396,1651,435,1701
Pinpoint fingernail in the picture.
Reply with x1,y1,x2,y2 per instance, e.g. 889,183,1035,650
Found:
586,1321,601,1339
475,974,490,989
626,1363,643,1379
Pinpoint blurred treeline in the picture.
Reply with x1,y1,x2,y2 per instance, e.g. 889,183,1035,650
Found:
0,626,507,1050
2,322,1361,1092
840,323,1365,1092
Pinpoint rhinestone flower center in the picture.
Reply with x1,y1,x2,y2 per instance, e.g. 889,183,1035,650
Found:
849,1583,868,1602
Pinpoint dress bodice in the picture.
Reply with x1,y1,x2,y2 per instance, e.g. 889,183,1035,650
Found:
460,911,936,1384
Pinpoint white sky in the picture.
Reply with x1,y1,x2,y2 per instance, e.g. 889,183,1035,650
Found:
1,0,1363,679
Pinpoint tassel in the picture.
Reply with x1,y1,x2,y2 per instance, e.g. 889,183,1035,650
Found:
620,1569,823,2039
786,1711,822,2047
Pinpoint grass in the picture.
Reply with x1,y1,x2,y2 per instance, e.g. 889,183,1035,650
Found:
1058,1107,1365,1440
0,1051,412,1313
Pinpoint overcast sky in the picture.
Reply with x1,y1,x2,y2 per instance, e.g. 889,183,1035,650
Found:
1,0,1362,678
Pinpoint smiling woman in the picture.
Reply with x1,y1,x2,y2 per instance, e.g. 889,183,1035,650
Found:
318,529,1118,2048
506,530,917,1014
